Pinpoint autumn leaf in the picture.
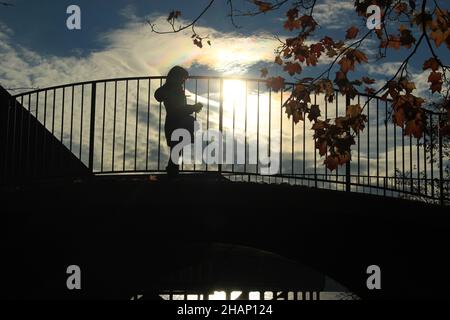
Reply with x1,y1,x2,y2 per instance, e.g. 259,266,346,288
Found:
430,29,446,47
346,104,362,118
193,38,203,48
310,43,324,55
339,57,354,73
393,109,405,127
352,50,368,64
253,0,272,12
299,15,317,30
362,77,376,84
394,2,408,14
286,8,299,20
399,26,416,48
283,62,302,76
346,26,359,39
308,104,321,122
381,36,402,50
365,87,376,95
324,155,339,171
167,10,181,21
284,19,301,31
275,56,283,65
423,57,440,71
266,76,285,92
285,100,304,123
399,79,416,93
428,71,443,93
311,120,328,131
316,140,327,157
404,112,424,139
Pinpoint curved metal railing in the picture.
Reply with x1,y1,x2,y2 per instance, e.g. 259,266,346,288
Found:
2,76,449,205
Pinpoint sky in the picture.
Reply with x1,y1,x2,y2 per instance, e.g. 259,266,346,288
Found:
0,0,448,187
0,0,447,93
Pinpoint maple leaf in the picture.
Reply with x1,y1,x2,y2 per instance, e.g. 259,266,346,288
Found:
286,8,299,20
365,87,376,95
310,43,324,55
362,77,376,84
423,57,440,71
321,36,335,47
346,104,362,118
284,19,301,31
399,79,416,93
253,0,272,12
381,36,402,50
346,26,359,39
316,140,327,157
352,50,368,64
299,15,317,31
308,104,321,122
339,57,354,73
324,155,340,171
193,38,203,48
404,117,423,139
393,109,405,127
394,2,408,14
260,68,269,78
285,100,304,123
167,10,181,21
266,76,285,92
413,12,433,28
430,29,446,47
306,54,318,66
399,26,416,48
283,62,302,76
275,56,283,65
428,71,443,93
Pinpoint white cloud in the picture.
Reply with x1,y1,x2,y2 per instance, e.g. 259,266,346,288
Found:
366,62,403,77
313,0,356,29
0,16,279,91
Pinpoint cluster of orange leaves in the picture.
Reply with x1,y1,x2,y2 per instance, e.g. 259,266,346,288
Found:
256,0,449,170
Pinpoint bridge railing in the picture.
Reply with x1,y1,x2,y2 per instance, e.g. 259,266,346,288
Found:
3,76,449,205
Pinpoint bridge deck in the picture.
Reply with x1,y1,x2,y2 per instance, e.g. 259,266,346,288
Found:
3,174,449,299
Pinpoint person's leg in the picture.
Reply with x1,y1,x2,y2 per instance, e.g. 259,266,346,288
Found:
166,146,179,176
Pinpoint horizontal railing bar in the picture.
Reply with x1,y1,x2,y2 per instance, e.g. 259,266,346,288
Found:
9,76,447,116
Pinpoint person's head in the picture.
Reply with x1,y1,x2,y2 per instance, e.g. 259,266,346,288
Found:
166,66,189,86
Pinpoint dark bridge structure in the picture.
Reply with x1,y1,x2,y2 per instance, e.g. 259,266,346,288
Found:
1,76,449,300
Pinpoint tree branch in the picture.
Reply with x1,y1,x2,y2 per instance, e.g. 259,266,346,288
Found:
147,0,216,34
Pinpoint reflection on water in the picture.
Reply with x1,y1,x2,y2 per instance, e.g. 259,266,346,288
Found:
158,290,359,300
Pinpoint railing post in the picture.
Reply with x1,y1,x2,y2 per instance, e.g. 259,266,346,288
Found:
88,82,97,172
218,78,223,174
438,114,444,206
345,94,351,192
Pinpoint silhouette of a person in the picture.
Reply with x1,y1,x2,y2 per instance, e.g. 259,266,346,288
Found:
155,66,203,176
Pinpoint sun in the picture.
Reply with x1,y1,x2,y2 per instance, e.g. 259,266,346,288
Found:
223,79,247,105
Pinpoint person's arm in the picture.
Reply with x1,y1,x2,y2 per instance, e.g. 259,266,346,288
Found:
185,103,203,115
167,92,203,116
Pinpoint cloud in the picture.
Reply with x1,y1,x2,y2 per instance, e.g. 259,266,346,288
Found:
313,0,356,29
0,16,280,91
365,62,403,77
